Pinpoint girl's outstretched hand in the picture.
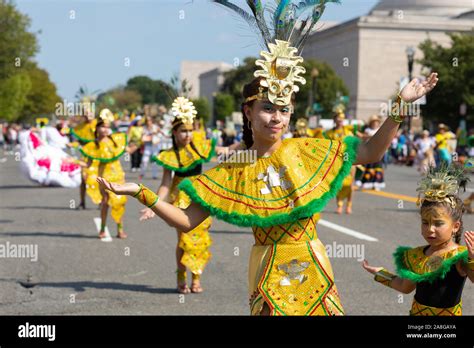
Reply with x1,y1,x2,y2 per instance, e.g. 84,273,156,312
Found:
465,231,474,259
96,177,140,196
362,259,384,274
140,207,156,221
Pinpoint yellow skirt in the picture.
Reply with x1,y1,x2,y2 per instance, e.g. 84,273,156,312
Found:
171,175,212,275
248,239,344,316
85,159,127,223
410,298,462,316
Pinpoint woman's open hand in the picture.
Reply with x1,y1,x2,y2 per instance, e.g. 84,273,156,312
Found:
400,72,438,103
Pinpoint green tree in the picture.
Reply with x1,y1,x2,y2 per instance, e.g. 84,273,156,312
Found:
297,59,349,119
0,0,38,80
418,32,474,128
192,97,211,125
20,63,61,121
126,76,173,106
214,93,235,121
0,0,39,121
0,72,31,121
99,88,142,112
221,57,256,106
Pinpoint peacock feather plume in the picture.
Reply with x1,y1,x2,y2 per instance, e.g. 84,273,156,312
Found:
211,0,341,51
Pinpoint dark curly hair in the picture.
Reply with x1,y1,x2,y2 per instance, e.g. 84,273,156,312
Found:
420,197,465,244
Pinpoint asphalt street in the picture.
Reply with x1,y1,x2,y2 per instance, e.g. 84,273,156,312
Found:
0,149,473,315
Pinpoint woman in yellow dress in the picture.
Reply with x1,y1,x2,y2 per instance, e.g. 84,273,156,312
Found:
141,97,216,294
95,0,438,315
323,105,363,214
80,109,128,239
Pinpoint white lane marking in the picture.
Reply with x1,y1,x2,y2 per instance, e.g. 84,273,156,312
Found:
93,217,113,242
318,219,378,242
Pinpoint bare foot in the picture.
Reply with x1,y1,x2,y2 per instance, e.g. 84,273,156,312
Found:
178,283,191,294
117,231,128,239
346,206,352,214
191,281,203,293
96,177,140,196
336,206,343,214
98,230,107,239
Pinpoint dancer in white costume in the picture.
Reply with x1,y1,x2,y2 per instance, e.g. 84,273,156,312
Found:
19,129,81,188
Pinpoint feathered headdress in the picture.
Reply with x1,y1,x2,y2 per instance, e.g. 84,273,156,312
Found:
98,108,115,125
212,0,340,106
332,103,346,119
171,97,197,128
416,163,470,208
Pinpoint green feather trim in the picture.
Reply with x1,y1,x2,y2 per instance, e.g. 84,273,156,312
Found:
393,246,468,284
71,128,94,144
79,134,128,163
179,136,361,228
151,138,217,173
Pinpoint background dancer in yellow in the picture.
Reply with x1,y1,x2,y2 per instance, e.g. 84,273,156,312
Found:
323,104,363,214
363,164,474,315
141,97,216,294
80,109,129,240
95,0,438,315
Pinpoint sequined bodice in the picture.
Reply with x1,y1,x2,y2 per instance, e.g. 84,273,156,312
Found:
252,214,319,245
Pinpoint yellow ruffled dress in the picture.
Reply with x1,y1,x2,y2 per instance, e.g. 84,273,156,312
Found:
80,133,128,223
179,137,360,315
151,137,216,275
394,245,468,316
71,119,97,144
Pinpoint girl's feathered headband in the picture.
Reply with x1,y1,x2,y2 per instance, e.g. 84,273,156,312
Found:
212,0,340,106
416,163,469,208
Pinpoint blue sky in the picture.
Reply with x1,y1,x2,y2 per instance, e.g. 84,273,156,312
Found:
16,0,379,100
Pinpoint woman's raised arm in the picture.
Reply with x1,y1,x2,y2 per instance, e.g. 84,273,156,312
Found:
355,73,438,165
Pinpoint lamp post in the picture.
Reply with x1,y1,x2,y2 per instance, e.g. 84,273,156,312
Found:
307,68,319,118
405,46,415,133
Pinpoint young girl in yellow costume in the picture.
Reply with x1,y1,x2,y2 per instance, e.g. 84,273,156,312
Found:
95,0,438,315
71,110,97,209
293,118,323,139
141,97,217,294
80,109,129,239
363,164,474,315
323,104,363,214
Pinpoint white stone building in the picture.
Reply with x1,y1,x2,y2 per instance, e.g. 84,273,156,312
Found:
180,61,232,99
199,64,233,122
303,0,474,121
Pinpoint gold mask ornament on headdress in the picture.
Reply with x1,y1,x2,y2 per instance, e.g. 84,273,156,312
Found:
248,40,306,106
171,97,197,127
